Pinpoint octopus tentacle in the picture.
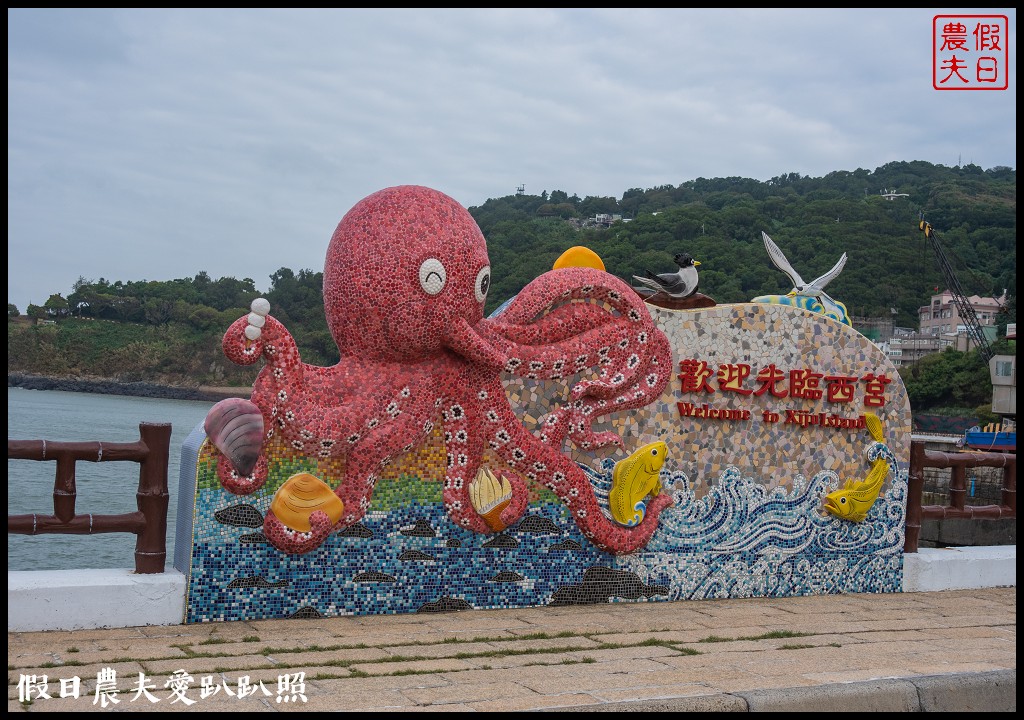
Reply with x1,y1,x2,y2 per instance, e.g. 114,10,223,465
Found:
439,380,530,533
335,410,432,525
489,389,672,554
213,312,306,488
216,453,269,495
484,301,623,348
262,397,436,555
222,313,304,378
495,267,629,324
497,471,530,530
439,393,490,532
263,509,335,555
287,366,441,456
477,269,672,453
561,329,672,450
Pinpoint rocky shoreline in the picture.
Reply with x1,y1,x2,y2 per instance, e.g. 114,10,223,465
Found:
8,373,250,402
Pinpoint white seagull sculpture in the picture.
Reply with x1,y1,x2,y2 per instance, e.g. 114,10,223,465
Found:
761,231,847,306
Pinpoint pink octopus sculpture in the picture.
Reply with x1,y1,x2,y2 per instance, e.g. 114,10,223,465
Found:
204,185,674,555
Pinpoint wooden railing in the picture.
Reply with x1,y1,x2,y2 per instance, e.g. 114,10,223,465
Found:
6,425,1013,567
7,422,171,573
905,439,1016,553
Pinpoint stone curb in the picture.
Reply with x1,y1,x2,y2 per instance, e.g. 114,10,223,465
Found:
546,669,1016,712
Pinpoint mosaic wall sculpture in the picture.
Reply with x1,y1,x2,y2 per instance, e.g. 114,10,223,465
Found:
179,185,912,623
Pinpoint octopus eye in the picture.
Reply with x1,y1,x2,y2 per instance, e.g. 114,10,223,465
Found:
474,266,491,303
418,258,447,295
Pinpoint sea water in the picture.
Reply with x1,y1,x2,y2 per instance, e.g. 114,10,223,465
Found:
7,387,213,571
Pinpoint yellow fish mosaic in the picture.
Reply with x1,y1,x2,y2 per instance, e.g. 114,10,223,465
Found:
822,413,888,523
608,441,667,527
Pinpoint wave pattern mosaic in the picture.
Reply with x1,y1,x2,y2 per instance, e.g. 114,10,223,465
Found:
181,185,912,623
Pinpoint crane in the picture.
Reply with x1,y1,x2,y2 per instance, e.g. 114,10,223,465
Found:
917,214,995,363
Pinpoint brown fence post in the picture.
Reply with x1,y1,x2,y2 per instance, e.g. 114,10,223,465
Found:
135,423,171,574
54,454,78,524
949,464,967,512
1001,458,1016,516
904,440,925,553
8,422,172,574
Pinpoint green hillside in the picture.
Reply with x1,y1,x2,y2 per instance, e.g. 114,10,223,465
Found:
8,160,1016,416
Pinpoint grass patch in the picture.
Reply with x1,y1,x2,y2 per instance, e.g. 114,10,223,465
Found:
512,631,578,641
699,630,812,644
260,642,347,654
755,630,811,640
380,654,435,663
306,659,354,669
779,644,815,650
388,668,438,677
592,638,700,655
516,657,596,668
635,638,677,647
27,630,709,680
66,647,80,653
262,631,586,657
455,651,500,659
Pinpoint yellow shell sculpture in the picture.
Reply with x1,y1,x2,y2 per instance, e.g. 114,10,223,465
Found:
552,245,606,272
269,472,345,533
469,466,513,532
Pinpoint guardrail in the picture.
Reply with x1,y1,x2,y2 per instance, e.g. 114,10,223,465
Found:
7,422,171,573
905,439,1016,553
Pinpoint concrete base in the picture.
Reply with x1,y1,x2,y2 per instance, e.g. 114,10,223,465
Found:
920,517,1016,547
903,545,1017,592
8,568,186,632
7,549,1017,631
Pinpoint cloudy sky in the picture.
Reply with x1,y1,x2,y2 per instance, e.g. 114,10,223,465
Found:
7,8,1016,312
